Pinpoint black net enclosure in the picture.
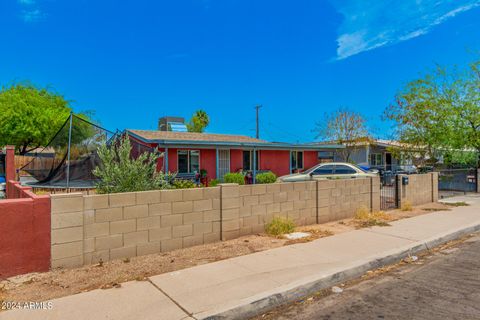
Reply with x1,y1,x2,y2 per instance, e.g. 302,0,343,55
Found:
21,114,116,189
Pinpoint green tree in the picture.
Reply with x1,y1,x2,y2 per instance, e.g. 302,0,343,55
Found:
0,83,93,154
93,134,175,194
385,61,480,167
314,108,370,162
187,109,210,133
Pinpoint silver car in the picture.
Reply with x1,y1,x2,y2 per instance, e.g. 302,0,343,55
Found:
278,162,378,182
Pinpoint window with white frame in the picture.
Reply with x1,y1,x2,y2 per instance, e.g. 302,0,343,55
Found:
291,151,304,171
178,150,200,173
370,153,382,166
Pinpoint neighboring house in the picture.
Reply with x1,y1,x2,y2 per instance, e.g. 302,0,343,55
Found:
314,139,413,172
126,130,343,180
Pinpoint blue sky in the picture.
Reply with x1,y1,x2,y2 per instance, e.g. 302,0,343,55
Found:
1,0,480,142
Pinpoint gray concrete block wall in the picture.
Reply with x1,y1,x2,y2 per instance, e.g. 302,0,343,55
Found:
317,178,378,223
51,187,221,268
220,182,317,240
398,173,438,207
50,175,435,269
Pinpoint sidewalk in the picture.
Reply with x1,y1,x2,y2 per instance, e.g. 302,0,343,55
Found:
2,195,480,320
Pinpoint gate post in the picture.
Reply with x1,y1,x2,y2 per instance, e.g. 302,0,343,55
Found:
477,169,480,194
396,174,403,209
5,145,16,198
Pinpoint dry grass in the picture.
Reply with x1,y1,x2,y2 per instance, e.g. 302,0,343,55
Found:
354,206,391,228
445,201,469,207
401,200,413,211
284,229,334,245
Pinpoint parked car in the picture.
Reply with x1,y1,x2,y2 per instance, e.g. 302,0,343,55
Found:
396,164,417,174
277,162,378,182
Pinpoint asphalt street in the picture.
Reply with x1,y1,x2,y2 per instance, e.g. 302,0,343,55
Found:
255,234,480,320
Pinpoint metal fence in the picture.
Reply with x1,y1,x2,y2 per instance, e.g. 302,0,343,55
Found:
380,172,398,210
437,168,477,193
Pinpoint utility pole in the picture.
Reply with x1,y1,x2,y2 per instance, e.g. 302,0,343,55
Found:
255,105,262,139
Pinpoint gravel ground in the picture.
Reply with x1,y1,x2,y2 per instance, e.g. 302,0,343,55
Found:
0,202,451,304
253,233,480,320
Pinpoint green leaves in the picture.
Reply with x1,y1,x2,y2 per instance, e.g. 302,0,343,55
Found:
186,110,210,133
385,61,480,167
0,83,94,154
93,134,175,194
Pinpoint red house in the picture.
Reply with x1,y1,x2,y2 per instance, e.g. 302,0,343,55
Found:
126,129,342,181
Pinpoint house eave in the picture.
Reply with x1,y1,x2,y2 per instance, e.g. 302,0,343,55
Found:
126,130,344,150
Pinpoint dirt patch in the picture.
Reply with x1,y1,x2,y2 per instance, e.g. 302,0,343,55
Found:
1,235,286,303
0,202,452,304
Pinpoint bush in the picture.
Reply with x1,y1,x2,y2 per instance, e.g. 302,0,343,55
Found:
354,206,390,227
93,134,175,194
256,171,277,184
223,172,245,185
209,179,219,187
401,200,413,211
172,179,197,189
265,217,296,236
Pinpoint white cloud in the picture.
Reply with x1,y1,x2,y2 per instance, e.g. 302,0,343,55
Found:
21,9,44,23
18,0,35,5
331,0,480,60
17,0,45,23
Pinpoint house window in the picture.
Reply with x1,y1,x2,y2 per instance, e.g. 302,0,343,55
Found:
370,153,382,166
243,150,259,171
291,151,304,171
178,150,200,173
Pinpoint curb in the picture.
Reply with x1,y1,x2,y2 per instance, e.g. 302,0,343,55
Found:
202,223,480,320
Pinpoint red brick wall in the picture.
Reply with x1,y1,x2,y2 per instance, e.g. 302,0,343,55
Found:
0,182,51,279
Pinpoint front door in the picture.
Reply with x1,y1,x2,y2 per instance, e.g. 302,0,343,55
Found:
385,153,392,171
218,149,230,180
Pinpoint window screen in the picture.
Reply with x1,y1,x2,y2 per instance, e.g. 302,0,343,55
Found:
178,151,189,173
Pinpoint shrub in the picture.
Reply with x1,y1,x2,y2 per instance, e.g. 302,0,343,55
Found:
401,200,413,211
223,172,245,185
256,171,277,184
354,206,390,227
265,217,296,236
209,179,219,187
172,179,197,189
93,134,175,194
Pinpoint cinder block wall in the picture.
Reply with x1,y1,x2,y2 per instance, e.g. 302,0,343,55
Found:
221,178,380,240
51,187,221,268
220,182,317,240
398,173,438,207
317,177,380,223
49,177,387,268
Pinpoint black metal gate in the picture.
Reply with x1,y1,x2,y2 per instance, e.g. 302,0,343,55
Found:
380,172,398,210
437,168,477,193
